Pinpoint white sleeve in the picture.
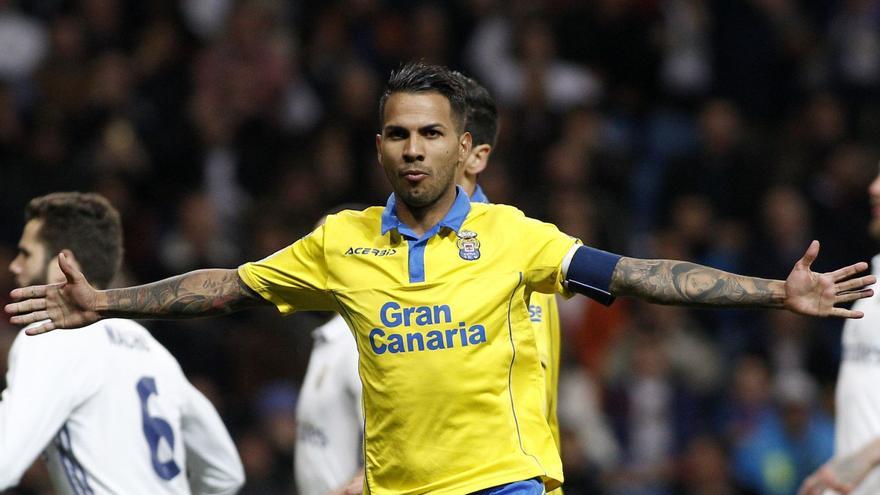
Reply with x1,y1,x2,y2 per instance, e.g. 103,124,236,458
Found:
347,350,364,433
180,382,245,495
0,332,100,488
345,340,365,456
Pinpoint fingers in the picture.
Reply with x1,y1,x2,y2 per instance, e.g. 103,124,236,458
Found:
9,285,49,300
835,289,874,304
835,274,876,292
10,310,51,326
4,298,47,314
829,262,872,282
800,469,852,495
797,240,821,270
799,474,825,495
831,307,865,319
24,320,56,336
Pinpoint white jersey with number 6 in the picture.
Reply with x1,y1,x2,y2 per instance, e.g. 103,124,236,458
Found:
0,318,244,494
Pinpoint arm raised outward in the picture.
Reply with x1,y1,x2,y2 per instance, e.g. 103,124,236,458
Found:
608,240,874,318
798,438,880,495
5,252,268,335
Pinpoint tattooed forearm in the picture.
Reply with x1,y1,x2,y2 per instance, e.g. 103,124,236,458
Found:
609,258,785,308
99,269,267,318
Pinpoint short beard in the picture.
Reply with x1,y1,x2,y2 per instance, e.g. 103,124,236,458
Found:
18,264,48,288
398,187,444,210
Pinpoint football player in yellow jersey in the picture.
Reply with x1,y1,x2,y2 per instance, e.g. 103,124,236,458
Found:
452,71,564,491
8,62,876,495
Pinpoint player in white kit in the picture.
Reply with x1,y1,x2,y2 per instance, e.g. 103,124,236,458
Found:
294,207,365,495
799,168,880,495
0,192,245,494
295,313,363,495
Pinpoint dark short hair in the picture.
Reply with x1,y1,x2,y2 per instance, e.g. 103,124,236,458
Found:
452,71,499,148
25,192,123,289
379,62,468,132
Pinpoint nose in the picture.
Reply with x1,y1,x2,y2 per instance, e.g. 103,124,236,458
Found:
403,135,424,163
9,255,21,275
870,172,880,197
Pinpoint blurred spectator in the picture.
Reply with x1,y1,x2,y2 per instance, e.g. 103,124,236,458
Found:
605,329,699,495
675,435,758,495
658,0,712,101
237,429,292,495
466,12,602,113
825,0,880,99
158,191,238,274
558,367,622,477
732,370,834,495
719,355,775,446
0,1,48,84
749,186,814,279
663,99,768,224
180,0,235,42
711,0,811,120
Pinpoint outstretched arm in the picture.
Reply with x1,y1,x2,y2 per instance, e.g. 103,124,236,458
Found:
798,438,880,495
102,269,265,319
5,252,268,335
610,258,785,308
609,240,874,317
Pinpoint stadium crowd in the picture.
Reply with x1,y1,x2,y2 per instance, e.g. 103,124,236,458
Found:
0,1,879,494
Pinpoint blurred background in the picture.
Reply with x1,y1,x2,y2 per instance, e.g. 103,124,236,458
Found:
0,0,879,494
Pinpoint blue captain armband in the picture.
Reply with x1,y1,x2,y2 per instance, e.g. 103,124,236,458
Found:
564,246,621,306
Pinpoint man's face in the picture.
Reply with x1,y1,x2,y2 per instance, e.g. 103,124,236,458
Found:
869,166,880,240
9,219,50,288
376,92,470,209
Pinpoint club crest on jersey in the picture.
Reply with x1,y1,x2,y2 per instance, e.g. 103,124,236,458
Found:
456,230,481,261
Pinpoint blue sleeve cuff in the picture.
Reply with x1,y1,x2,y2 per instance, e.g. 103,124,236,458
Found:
565,246,621,306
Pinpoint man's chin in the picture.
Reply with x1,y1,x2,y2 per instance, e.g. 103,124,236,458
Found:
397,189,435,209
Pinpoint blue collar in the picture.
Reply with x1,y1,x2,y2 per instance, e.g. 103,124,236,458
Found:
469,184,489,204
381,185,471,239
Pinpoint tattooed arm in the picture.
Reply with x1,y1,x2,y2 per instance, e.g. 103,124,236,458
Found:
5,252,269,335
610,258,785,308
99,269,267,319
608,241,874,318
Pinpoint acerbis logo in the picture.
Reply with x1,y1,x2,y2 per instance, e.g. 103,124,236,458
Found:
344,247,397,256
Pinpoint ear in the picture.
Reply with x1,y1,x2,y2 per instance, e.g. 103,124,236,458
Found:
459,131,473,164
375,133,383,163
465,144,492,176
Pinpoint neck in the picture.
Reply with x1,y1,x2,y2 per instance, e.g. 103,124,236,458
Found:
460,178,477,197
396,186,458,237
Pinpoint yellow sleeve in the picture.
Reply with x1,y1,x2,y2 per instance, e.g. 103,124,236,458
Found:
237,225,336,314
516,214,580,295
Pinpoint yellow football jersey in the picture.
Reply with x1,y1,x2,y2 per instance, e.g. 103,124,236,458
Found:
239,191,577,494
473,184,564,494
529,296,561,450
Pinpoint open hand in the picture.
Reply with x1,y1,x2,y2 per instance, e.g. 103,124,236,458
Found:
5,252,101,335
784,240,875,318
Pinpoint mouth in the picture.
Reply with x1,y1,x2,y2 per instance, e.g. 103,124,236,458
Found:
400,169,429,184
